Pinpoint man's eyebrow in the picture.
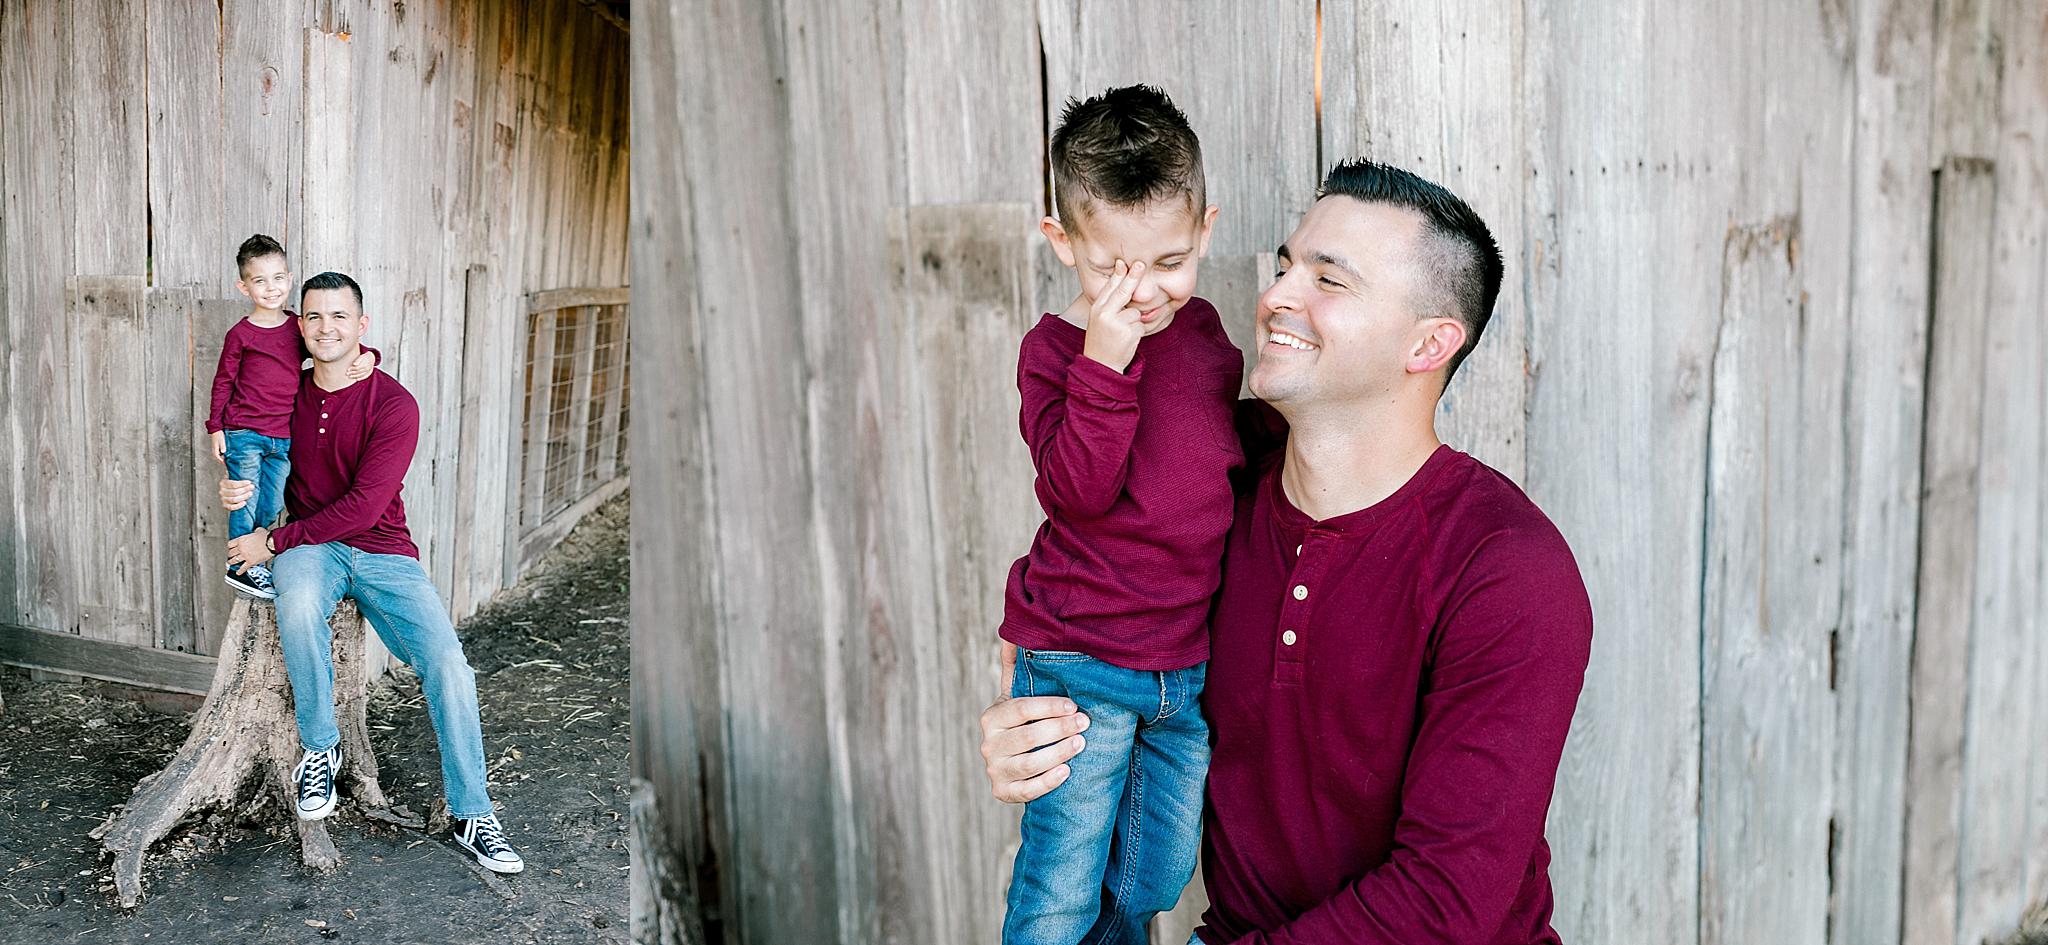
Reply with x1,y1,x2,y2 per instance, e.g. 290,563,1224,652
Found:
1309,250,1365,282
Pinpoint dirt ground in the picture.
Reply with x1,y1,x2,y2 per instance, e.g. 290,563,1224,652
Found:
0,493,630,945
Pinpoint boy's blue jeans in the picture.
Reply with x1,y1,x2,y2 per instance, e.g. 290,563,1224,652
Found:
223,429,289,559
271,542,493,819
1003,649,1209,945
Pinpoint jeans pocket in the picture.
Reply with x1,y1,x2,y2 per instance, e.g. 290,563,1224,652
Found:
1020,649,1092,662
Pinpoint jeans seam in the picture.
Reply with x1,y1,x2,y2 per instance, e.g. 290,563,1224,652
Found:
1156,670,1179,721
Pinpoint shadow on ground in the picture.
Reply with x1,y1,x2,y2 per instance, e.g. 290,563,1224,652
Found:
0,493,630,945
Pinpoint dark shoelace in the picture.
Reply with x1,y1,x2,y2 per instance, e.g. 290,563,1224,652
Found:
471,816,514,858
299,751,333,804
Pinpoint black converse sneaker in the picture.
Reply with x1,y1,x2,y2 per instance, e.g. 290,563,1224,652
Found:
225,563,277,601
452,812,525,874
292,745,343,820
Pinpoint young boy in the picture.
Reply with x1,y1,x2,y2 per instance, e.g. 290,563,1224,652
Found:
999,85,1242,945
206,234,373,600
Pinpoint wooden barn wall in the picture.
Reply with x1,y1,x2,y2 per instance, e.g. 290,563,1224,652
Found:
0,1,628,669
635,0,2048,944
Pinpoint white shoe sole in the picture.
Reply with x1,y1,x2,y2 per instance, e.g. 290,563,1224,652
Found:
296,796,337,821
473,853,525,874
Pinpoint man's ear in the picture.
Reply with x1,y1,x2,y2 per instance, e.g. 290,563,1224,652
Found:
1196,204,1220,258
1406,318,1467,376
1040,216,1078,269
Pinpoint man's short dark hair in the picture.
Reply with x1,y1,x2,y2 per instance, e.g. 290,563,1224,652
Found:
1050,84,1205,230
1318,159,1503,384
235,233,287,276
301,271,364,308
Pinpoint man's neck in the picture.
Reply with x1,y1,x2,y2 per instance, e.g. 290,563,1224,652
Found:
311,347,366,392
1277,398,1441,522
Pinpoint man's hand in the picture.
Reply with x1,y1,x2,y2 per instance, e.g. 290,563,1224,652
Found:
227,527,274,570
344,348,376,381
209,430,226,467
1081,260,1147,373
979,645,1090,804
220,476,255,511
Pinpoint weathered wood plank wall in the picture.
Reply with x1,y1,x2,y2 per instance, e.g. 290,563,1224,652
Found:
635,1,2048,944
0,1,628,674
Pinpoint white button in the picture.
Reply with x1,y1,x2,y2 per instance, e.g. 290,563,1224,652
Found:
1292,584,1308,601
1295,544,1303,555
1282,630,1297,646
321,413,328,419
318,428,326,434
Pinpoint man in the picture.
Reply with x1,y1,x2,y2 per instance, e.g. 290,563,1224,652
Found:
979,160,1594,943
221,271,524,875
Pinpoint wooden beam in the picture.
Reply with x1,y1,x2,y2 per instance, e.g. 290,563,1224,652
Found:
527,286,628,312
0,623,218,695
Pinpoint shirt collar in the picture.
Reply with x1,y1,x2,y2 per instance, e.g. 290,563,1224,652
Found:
1268,443,1457,537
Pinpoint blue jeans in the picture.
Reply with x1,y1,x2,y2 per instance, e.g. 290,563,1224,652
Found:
1003,650,1209,945
272,543,493,818
224,430,290,561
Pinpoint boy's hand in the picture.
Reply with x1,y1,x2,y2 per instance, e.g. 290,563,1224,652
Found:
344,349,376,381
1081,260,1147,373
210,430,226,467
226,528,274,570
219,477,255,511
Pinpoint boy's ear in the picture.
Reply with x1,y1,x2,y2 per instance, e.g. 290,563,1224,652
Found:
1196,204,1220,257
1040,216,1078,269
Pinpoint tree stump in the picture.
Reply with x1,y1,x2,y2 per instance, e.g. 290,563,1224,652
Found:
93,597,389,908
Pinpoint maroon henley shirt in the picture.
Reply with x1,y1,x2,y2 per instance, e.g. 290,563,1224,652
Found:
1199,443,1593,945
999,297,1243,671
269,366,420,559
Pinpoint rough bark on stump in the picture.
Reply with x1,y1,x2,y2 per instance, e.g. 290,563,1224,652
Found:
93,598,388,908
630,778,709,945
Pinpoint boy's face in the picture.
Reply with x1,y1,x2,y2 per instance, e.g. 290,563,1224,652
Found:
1043,198,1219,335
299,287,368,365
237,253,294,312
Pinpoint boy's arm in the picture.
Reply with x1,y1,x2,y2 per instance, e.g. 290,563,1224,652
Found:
1220,535,1594,945
205,329,244,434
1019,337,1141,520
267,393,417,552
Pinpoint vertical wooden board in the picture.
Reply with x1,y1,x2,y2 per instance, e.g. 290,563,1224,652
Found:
631,0,730,932
900,0,1037,206
675,0,844,938
1832,0,1937,941
302,26,355,275
69,0,148,275
781,1,910,936
1036,0,1318,260
1898,164,1992,945
1954,3,2048,938
222,0,305,266
1320,0,1527,480
471,1,526,607
450,266,490,618
146,0,227,292
564,305,600,494
1520,0,1732,940
3,3,79,633
70,278,155,643
904,203,1043,945
147,287,199,652
0,3,12,626
190,298,249,655
1697,222,1843,945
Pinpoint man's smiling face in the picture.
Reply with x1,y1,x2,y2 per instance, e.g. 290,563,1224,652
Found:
1249,196,1436,410
299,287,367,365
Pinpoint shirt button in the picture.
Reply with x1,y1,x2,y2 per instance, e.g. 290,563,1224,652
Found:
1295,544,1303,555
321,413,328,419
1282,630,1297,646
1292,584,1308,601
318,428,326,434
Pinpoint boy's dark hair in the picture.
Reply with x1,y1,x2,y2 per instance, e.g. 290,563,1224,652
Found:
1050,84,1205,230
235,233,287,276
1318,159,1503,385
301,271,364,308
